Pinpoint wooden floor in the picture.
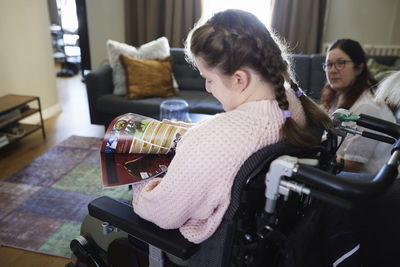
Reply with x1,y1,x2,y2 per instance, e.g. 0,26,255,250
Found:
0,70,105,267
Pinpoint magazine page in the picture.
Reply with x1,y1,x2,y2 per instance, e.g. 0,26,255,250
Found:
100,113,187,188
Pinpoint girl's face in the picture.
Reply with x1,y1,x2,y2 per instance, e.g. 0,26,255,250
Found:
195,57,242,111
325,48,362,93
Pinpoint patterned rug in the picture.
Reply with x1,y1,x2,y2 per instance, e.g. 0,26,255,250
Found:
0,135,133,258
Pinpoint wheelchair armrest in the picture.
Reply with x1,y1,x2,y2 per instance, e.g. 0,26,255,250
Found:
88,196,198,260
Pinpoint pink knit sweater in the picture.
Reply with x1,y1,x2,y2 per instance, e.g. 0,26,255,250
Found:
132,90,306,243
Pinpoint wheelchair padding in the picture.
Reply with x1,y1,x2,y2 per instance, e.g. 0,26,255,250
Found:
350,179,400,266
88,196,198,260
228,143,309,222
189,142,313,266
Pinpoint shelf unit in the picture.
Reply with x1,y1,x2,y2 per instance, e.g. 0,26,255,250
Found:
0,94,45,148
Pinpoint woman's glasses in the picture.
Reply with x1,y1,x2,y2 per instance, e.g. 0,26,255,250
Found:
322,60,353,71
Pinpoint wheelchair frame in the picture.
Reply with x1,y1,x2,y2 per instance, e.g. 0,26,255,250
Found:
68,112,400,267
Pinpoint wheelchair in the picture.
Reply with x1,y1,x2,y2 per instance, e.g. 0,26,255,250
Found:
67,112,400,267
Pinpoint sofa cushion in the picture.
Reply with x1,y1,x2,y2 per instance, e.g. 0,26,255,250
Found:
180,91,223,114
289,54,311,93
107,37,178,96
96,91,223,121
170,48,205,91
308,54,327,101
119,55,178,99
368,55,398,67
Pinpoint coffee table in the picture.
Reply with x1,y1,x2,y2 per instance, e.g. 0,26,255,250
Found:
151,112,212,123
187,113,212,123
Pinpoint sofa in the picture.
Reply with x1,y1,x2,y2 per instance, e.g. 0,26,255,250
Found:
86,48,399,127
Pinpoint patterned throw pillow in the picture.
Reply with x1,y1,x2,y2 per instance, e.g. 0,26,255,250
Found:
367,58,398,82
106,37,178,95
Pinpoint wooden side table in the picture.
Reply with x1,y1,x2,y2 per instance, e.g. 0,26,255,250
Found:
0,94,45,148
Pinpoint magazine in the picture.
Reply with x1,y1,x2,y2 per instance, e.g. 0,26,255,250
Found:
101,113,188,188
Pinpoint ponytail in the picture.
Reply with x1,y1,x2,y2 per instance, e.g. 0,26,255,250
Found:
281,79,332,147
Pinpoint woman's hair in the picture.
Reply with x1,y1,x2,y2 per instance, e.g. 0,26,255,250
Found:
320,39,378,110
185,9,331,147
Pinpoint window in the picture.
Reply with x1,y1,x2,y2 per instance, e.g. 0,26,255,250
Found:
56,0,78,33
201,0,273,28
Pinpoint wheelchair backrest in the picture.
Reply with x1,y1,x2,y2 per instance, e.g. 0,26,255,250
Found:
189,142,327,266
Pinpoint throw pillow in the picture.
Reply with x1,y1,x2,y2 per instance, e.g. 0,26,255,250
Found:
367,58,398,82
119,54,178,100
107,37,178,95
393,57,400,69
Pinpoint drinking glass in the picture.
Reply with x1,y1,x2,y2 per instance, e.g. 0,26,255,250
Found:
160,99,191,122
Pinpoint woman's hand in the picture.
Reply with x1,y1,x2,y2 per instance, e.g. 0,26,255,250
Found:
337,158,364,172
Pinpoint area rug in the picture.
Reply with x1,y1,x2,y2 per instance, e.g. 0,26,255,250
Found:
0,135,133,258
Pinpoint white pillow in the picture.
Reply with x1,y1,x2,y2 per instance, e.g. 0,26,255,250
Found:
106,37,178,95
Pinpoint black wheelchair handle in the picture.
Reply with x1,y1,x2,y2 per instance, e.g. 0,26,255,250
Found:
361,130,396,144
309,188,353,209
357,113,400,139
295,163,398,200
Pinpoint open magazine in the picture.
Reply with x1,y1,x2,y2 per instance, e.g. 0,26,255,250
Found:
100,113,188,188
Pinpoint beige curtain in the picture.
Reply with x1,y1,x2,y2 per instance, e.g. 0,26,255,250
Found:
125,0,202,47
271,0,326,54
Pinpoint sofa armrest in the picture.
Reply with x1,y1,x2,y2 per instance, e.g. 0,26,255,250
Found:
85,65,114,125
88,196,198,260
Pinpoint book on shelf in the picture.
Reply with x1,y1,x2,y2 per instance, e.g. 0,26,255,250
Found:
101,113,188,188
0,109,21,128
0,134,9,148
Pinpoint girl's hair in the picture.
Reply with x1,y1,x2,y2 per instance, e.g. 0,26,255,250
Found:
185,9,331,147
320,39,378,110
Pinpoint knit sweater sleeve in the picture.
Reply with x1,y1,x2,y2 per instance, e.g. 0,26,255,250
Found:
132,114,253,217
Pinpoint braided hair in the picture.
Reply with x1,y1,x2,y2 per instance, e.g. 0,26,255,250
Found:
186,9,331,147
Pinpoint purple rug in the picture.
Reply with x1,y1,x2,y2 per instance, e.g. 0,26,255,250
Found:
0,135,133,258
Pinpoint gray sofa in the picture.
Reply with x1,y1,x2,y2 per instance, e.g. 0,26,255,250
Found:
86,48,399,127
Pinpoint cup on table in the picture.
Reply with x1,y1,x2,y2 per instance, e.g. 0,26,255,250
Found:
160,99,191,122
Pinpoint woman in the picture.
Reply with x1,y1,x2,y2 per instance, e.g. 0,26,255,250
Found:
132,9,331,244
321,39,396,173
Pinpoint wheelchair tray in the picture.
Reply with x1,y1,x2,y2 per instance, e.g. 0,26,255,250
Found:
88,196,198,260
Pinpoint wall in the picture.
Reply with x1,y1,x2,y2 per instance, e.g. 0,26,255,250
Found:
323,0,400,48
84,0,399,67
0,0,61,118
86,0,125,69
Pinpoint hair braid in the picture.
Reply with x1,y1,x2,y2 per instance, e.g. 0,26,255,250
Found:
272,74,289,110
289,78,300,93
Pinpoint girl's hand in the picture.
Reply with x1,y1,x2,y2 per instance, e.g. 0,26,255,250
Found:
144,177,163,192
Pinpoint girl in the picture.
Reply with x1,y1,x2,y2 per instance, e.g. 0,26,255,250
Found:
132,9,331,244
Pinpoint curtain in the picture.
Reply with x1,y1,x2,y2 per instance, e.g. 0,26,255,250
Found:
47,0,61,25
125,0,202,48
271,0,326,54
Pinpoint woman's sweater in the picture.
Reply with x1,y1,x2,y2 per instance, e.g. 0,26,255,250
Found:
132,90,306,243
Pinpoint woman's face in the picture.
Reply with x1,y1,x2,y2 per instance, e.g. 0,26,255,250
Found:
195,57,242,111
325,48,362,92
